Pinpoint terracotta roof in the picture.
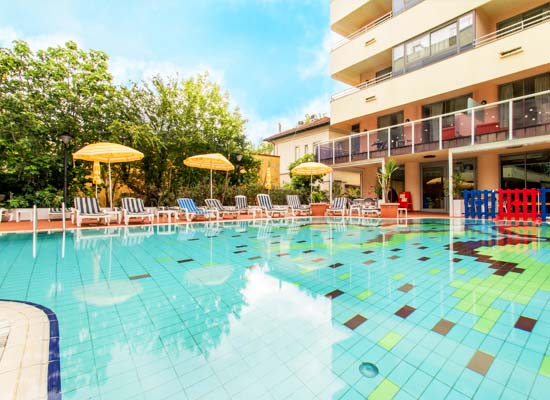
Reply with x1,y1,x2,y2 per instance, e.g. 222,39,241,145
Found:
264,116,330,142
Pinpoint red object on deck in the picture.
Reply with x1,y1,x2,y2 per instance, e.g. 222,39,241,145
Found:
398,191,413,211
496,188,541,223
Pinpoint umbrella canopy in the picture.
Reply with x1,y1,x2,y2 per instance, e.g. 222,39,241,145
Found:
73,142,144,209
184,153,234,198
291,162,333,202
92,161,102,199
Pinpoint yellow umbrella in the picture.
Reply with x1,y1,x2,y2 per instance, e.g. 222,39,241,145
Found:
264,167,272,191
184,153,234,198
291,162,333,202
73,143,144,209
92,161,102,198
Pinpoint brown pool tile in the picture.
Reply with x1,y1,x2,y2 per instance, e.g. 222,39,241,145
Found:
129,273,151,281
270,241,280,244
325,289,344,299
312,258,325,263
467,351,494,376
395,305,416,318
452,258,462,262
303,250,315,254
236,245,247,248
398,283,414,293
328,263,343,269
233,250,247,254
178,259,194,263
276,253,289,257
418,246,428,250
388,255,400,260
432,319,455,336
391,248,402,252
344,314,367,330
418,257,430,261
248,256,262,260
363,260,375,265
363,250,374,254
514,316,537,332
297,240,307,243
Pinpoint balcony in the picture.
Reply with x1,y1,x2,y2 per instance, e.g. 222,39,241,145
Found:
330,13,550,124
331,0,392,37
316,90,550,165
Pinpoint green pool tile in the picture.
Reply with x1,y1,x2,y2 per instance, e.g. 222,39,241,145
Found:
428,268,441,275
356,289,374,301
299,268,315,274
379,332,402,350
456,268,468,275
450,280,464,288
337,272,351,280
473,317,496,334
392,273,405,280
540,355,550,377
483,308,503,322
292,282,301,287
369,379,399,400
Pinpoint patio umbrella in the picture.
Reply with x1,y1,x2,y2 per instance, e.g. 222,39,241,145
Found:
291,162,333,202
73,142,144,209
92,161,102,199
184,153,234,198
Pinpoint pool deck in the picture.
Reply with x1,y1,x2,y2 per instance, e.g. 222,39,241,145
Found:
0,211,451,233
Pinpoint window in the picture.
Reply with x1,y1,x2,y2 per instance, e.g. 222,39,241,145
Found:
392,11,474,75
392,0,424,15
294,146,300,160
497,3,550,35
422,94,471,142
501,151,550,189
498,73,550,128
304,144,309,154
351,123,360,133
375,67,392,79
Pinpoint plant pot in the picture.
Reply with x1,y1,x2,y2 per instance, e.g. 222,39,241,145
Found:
452,199,464,217
380,203,399,218
310,203,329,217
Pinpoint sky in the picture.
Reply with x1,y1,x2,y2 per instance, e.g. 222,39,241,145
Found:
0,0,345,144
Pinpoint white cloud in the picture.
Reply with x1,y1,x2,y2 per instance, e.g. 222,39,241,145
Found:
0,25,82,50
109,57,225,86
243,93,331,145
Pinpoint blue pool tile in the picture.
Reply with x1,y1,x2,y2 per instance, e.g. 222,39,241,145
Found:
402,369,432,398
454,369,483,398
387,361,416,387
505,365,536,395
422,379,451,399
473,378,504,399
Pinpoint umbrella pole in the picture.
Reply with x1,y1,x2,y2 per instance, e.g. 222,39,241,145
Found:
310,175,313,203
109,163,113,210
210,169,213,199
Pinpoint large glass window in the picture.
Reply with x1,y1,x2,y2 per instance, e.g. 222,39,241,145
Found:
392,12,474,75
498,73,550,129
501,151,550,189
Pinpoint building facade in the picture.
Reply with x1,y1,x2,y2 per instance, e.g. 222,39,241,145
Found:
265,116,361,191
318,0,549,214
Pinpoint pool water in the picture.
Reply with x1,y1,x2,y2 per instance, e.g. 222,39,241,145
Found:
0,218,549,399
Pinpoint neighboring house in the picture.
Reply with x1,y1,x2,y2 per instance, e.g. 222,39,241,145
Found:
324,0,549,214
264,116,361,190
253,154,280,188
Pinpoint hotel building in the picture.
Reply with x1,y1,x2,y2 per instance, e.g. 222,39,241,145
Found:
317,0,549,214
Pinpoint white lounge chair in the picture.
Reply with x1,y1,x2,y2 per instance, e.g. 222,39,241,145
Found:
73,197,110,227
362,198,381,217
235,195,250,214
286,195,310,216
205,199,239,219
121,198,154,225
0,208,7,223
256,194,288,218
326,197,348,216
48,207,71,221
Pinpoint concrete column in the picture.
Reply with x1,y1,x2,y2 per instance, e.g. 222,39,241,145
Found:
362,165,379,198
405,161,421,211
477,153,499,190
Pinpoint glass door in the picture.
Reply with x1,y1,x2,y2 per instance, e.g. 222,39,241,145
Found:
422,164,447,211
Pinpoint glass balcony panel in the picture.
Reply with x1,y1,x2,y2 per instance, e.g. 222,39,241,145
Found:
334,137,350,164
369,128,388,159
351,132,369,162
390,124,412,155
474,104,507,145
415,116,440,153
318,142,333,164
513,92,550,140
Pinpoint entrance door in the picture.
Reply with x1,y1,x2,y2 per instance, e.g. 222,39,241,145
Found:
422,165,447,211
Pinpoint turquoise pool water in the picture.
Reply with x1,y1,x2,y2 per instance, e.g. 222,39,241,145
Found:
0,218,549,399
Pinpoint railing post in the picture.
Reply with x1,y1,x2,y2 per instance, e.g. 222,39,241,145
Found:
62,202,66,232
438,116,443,150
387,128,391,157
32,204,37,233
411,123,415,154
508,100,513,140
470,109,475,145
367,131,370,160
349,136,352,163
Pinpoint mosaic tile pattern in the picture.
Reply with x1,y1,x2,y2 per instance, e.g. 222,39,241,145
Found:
0,218,549,400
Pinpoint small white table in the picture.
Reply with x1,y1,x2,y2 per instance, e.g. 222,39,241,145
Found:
157,209,179,224
10,209,33,223
102,209,121,224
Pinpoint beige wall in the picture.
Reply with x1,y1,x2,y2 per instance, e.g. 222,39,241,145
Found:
331,22,550,125
361,164,380,198
477,153,500,190
404,161,421,210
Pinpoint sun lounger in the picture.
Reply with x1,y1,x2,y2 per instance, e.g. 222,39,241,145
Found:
73,197,110,227
362,198,381,217
257,194,288,218
177,198,217,222
286,195,310,216
48,207,71,222
326,197,348,216
121,198,154,225
205,199,239,219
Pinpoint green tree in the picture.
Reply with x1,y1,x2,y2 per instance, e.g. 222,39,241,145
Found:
288,153,323,195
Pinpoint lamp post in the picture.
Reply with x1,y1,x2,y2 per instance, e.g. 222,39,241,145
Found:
236,154,243,186
60,132,72,206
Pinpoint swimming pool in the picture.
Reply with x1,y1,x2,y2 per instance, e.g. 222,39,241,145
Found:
0,218,549,399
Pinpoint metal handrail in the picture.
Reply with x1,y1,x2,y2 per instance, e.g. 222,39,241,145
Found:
316,89,550,153
332,11,393,50
330,10,550,102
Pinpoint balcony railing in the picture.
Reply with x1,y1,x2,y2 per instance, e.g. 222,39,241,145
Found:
316,90,550,165
331,10,550,101
332,11,393,50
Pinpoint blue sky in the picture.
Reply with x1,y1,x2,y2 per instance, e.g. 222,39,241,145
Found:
0,0,344,143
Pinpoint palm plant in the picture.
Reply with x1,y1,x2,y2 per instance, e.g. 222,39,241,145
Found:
377,159,399,203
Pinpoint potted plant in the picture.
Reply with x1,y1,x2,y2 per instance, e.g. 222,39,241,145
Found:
445,172,466,217
377,159,400,218
310,191,329,216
